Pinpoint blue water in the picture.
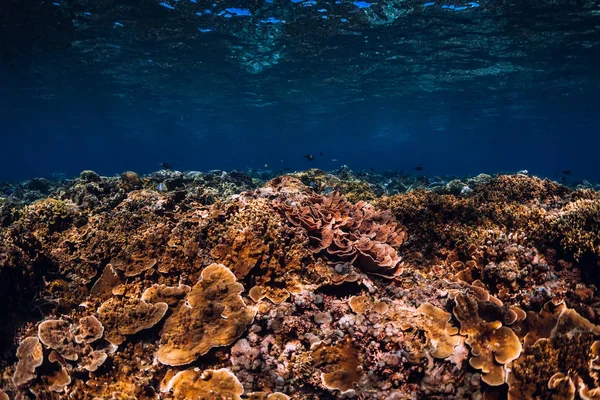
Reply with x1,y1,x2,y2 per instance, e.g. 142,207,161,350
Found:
1,0,598,182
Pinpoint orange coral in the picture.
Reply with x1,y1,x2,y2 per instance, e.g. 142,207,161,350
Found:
416,302,460,359
508,301,600,400
157,264,257,366
97,296,168,345
164,368,244,400
141,283,191,307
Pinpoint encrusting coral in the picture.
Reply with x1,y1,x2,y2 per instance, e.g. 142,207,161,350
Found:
3,170,600,399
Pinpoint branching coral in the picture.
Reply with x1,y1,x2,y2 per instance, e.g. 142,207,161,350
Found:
157,264,257,366
551,198,600,261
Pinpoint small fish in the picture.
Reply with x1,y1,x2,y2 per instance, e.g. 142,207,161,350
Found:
319,152,323,156
160,162,172,170
263,164,269,169
560,176,567,182
370,168,375,172
156,182,168,192
283,167,292,171
332,159,338,162
304,154,315,161
414,166,423,171
561,170,571,175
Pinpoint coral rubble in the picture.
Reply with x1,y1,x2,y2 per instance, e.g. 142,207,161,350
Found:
2,170,600,399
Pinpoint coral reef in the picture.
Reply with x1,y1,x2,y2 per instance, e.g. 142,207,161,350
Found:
2,170,600,399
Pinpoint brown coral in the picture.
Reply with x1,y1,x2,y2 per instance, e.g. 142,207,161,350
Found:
41,352,72,393
247,393,290,400
13,336,44,387
97,296,168,345
312,337,362,394
508,301,600,400
416,302,460,359
156,264,257,366
276,190,406,273
110,254,157,277
38,319,81,361
74,315,104,344
349,295,371,314
164,368,244,400
453,293,521,386
78,349,108,372
141,283,191,307
90,263,125,299
550,198,600,261
5,172,600,399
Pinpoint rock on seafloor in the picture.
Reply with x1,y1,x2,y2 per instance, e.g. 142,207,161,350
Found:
2,169,600,399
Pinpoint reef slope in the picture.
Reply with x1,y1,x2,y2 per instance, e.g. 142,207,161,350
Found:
1,170,600,399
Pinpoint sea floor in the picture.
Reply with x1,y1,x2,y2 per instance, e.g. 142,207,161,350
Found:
1,168,600,399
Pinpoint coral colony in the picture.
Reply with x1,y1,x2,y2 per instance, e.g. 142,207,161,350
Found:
2,168,600,399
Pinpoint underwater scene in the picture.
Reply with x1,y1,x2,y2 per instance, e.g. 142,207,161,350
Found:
1,0,600,398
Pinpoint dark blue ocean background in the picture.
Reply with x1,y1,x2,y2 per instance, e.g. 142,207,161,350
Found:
1,0,599,182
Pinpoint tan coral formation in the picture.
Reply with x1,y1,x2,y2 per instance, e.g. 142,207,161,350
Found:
312,337,362,394
164,368,244,400
452,292,522,386
156,263,257,366
274,189,406,272
74,315,104,344
4,173,600,399
38,319,81,361
141,283,191,307
12,336,44,387
416,302,461,359
508,301,600,400
98,296,168,345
